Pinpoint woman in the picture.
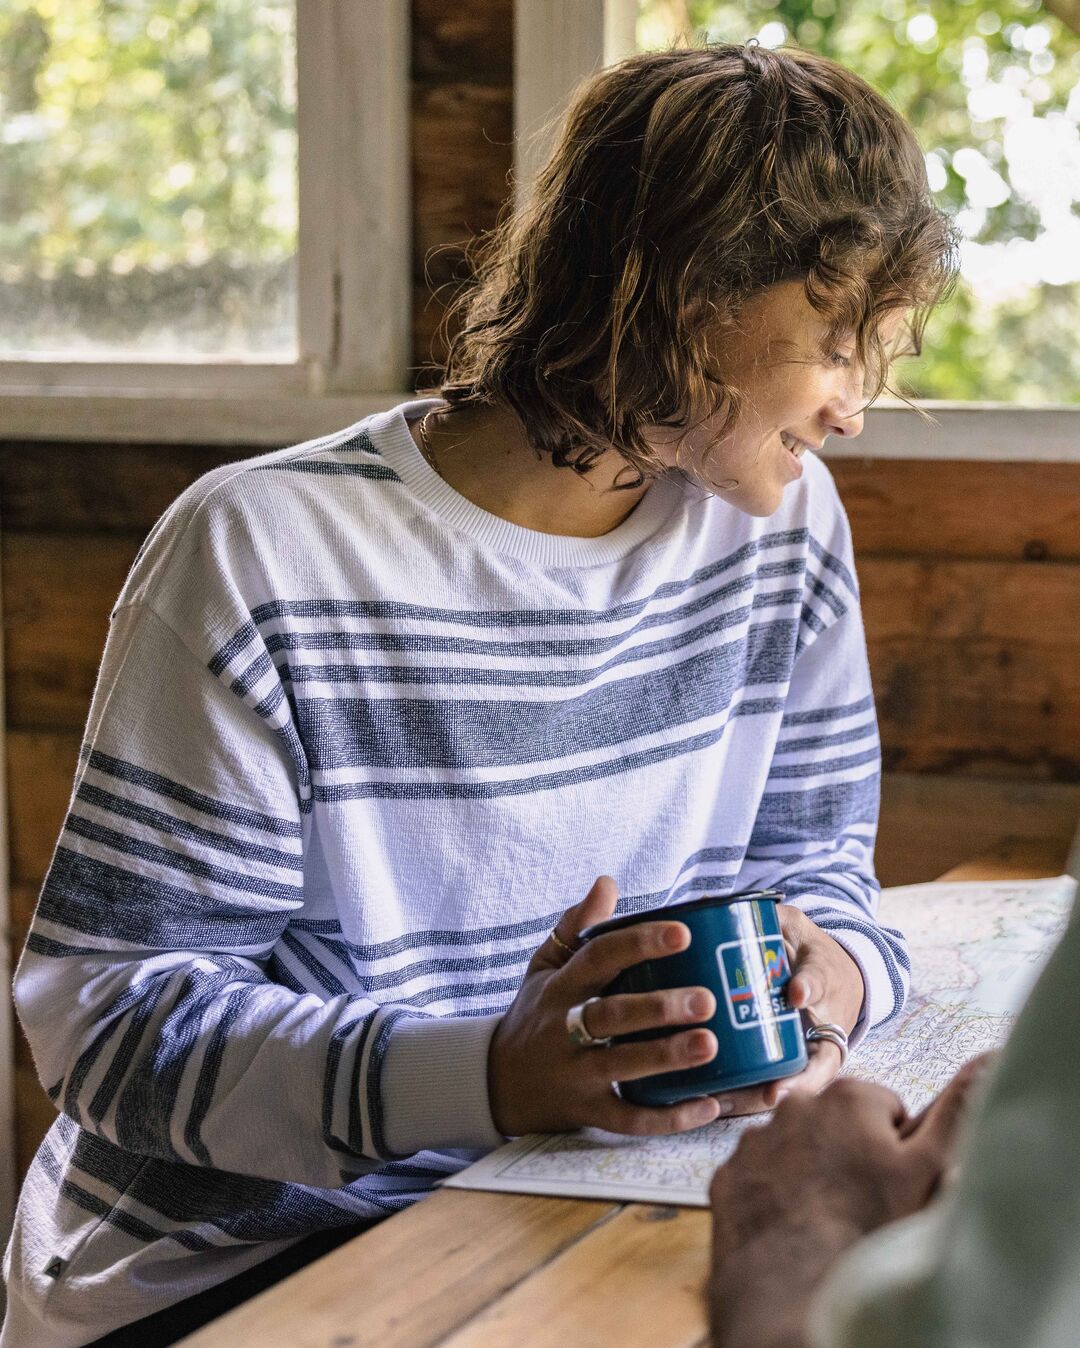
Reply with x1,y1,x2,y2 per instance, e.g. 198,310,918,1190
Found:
3,43,954,1345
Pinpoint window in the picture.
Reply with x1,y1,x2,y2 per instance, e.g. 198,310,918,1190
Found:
0,1,410,442
1,1,298,360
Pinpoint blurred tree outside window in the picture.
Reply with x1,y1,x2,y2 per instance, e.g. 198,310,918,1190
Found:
637,0,1080,403
0,0,297,359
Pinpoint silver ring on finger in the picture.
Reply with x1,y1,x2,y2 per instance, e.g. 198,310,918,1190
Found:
805,1021,849,1069
566,996,612,1049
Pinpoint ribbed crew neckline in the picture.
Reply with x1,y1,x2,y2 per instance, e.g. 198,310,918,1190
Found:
369,399,688,569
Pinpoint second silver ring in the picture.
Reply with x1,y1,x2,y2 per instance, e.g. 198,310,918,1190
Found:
805,1021,850,1069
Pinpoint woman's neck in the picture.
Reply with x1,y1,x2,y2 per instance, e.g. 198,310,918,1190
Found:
411,402,652,537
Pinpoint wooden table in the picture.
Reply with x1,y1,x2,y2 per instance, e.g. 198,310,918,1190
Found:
181,841,1068,1348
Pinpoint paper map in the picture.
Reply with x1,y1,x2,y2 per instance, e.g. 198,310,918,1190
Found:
445,875,1077,1208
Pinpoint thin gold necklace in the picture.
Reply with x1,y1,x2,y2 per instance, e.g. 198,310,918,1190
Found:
417,410,440,475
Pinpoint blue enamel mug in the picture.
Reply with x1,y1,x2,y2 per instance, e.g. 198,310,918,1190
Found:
580,889,808,1107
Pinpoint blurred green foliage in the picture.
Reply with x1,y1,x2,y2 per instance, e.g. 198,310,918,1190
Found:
640,0,1080,402
0,0,296,354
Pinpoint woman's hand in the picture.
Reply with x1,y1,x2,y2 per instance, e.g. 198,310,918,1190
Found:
710,904,867,1117
487,876,725,1138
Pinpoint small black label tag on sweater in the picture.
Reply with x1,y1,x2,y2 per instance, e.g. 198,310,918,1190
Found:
43,1256,67,1280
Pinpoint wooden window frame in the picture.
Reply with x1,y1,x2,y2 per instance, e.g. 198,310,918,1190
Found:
0,0,412,445
511,0,1080,466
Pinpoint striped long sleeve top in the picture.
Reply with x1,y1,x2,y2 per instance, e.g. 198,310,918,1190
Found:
2,398,907,1345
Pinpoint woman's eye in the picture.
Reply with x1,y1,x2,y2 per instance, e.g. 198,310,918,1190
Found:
829,351,854,368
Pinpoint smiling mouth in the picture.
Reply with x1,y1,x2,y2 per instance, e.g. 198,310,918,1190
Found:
780,432,820,458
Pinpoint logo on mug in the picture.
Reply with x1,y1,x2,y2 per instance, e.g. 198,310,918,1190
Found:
716,937,797,1030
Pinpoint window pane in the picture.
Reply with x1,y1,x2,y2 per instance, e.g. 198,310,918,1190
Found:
0,0,297,360
634,1,1080,405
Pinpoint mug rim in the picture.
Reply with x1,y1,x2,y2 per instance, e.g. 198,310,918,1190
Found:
579,887,784,942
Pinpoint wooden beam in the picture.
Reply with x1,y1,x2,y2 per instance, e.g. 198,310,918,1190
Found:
831,458,1080,562
0,393,407,448
413,0,512,85
5,731,80,885
0,535,13,1242
4,535,1080,779
938,837,1069,882
2,533,142,731
860,556,1080,778
13,1064,55,1184
297,1,411,391
877,773,1080,887
412,82,514,288
2,446,1077,555
0,442,236,534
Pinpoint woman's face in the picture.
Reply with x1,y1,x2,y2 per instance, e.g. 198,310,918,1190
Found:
645,280,888,517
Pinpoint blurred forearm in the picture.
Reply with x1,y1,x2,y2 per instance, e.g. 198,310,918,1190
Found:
711,1216,864,1348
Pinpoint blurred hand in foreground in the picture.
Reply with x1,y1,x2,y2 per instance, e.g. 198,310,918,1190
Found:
709,1056,993,1348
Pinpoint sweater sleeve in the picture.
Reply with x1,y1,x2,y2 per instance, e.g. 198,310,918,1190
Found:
12,600,502,1191
729,523,909,1043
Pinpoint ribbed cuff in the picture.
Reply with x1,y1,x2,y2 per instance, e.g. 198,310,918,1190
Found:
824,925,907,1048
377,1012,506,1157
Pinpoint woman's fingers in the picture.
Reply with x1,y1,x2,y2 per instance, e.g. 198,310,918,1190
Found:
780,1038,844,1095
533,875,619,972
567,874,619,936
786,956,830,1010
593,1092,722,1137
708,1037,844,1117
559,918,690,994
603,1027,718,1082
580,987,716,1040
777,904,864,1033
708,1082,776,1117
779,911,832,1010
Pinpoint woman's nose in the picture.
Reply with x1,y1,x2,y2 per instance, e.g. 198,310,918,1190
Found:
825,405,864,438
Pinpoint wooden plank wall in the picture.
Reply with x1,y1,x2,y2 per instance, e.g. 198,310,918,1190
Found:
3,0,1079,1183
830,459,1080,883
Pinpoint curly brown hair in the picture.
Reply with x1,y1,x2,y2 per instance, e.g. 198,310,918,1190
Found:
436,43,958,484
